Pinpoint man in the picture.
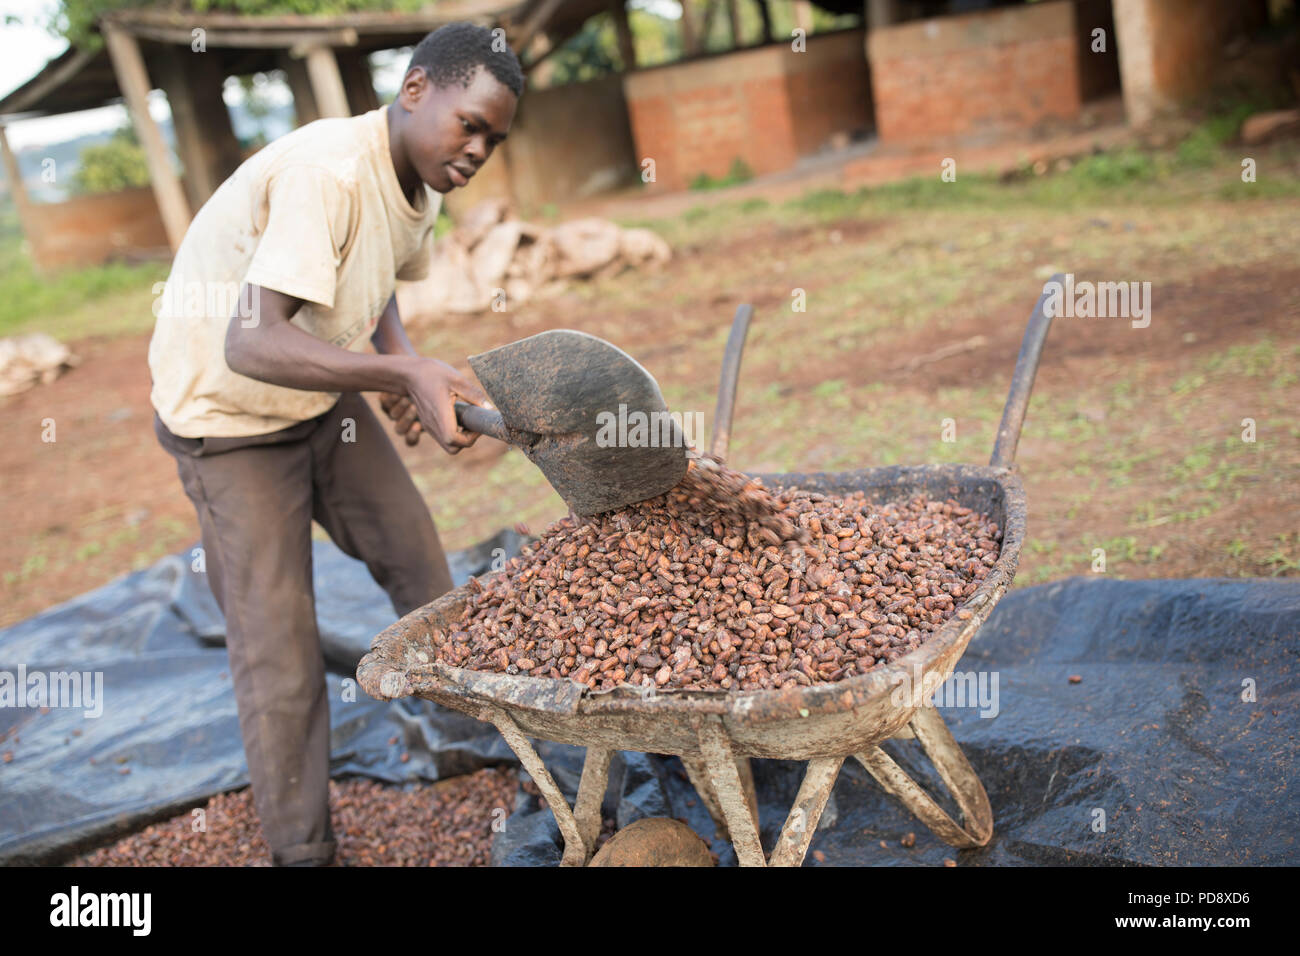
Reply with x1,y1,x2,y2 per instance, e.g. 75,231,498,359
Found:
147,23,522,866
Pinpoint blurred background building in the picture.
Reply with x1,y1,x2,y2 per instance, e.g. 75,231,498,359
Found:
0,0,1294,270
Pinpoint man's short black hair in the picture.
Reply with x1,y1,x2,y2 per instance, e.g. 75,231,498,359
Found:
407,23,524,98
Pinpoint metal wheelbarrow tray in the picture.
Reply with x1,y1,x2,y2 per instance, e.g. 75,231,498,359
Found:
358,279,1059,867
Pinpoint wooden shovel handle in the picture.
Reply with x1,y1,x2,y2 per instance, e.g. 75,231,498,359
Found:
454,400,511,442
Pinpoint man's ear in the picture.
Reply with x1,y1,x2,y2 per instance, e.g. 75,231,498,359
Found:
397,66,429,110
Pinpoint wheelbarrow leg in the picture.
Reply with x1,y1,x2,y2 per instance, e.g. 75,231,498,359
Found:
682,754,759,844
769,756,844,867
854,705,993,849
484,706,599,866
573,747,613,862
694,717,766,867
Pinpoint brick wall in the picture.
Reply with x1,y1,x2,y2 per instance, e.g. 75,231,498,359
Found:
445,75,639,217
624,29,871,192
26,186,170,271
867,1,1082,145
787,30,876,156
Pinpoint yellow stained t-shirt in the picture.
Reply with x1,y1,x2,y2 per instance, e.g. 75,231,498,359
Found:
148,106,439,438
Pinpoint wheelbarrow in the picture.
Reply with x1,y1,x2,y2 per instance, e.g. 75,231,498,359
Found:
358,277,1059,866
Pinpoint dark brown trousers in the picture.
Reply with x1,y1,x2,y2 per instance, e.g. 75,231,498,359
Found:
154,392,452,866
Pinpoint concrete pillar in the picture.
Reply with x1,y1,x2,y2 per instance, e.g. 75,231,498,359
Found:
102,23,192,251
1113,0,1269,126
303,45,350,119
1112,0,1157,125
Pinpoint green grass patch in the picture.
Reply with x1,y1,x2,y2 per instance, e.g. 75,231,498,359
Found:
690,158,755,191
0,203,165,341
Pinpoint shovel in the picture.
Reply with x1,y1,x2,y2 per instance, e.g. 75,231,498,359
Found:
453,329,691,516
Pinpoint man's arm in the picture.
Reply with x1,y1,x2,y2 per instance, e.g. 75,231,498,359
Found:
370,294,428,446
371,293,418,357
224,284,485,454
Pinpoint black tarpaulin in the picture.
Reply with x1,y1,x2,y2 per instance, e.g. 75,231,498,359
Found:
3,550,1296,866
492,577,1300,866
0,532,527,865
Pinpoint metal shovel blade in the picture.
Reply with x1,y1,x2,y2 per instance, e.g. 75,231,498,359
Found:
468,330,690,515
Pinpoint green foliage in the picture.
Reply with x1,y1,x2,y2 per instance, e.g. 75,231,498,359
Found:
1065,148,1157,186
786,187,861,214
1182,95,1300,194
432,206,454,240
1198,100,1261,145
71,125,151,194
235,74,273,119
1174,125,1221,168
53,0,428,48
1218,175,1300,201
1173,99,1262,169
0,198,165,339
688,158,754,191
544,12,621,85
625,7,682,66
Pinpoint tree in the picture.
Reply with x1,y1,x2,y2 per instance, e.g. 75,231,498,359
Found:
71,126,151,194
51,1,428,49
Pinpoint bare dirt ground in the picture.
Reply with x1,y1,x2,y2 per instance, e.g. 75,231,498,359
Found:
2,191,1297,627
3,157,1297,868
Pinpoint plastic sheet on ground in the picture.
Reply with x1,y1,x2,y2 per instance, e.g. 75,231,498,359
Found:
3,556,1296,866
0,531,528,865
492,577,1300,866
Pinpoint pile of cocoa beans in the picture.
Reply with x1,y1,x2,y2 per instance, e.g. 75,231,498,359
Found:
436,459,1001,693
73,769,517,866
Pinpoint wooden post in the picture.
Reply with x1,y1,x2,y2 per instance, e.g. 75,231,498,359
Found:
680,0,700,55
513,0,565,54
794,0,814,35
337,49,379,114
726,0,743,48
611,0,637,70
302,45,350,119
756,0,773,45
525,34,557,87
867,0,903,30
192,51,244,182
153,50,208,212
0,124,43,269
153,47,241,209
102,22,191,251
700,0,722,43
279,52,320,126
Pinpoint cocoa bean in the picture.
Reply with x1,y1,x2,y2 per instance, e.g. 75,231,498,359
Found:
436,458,1000,694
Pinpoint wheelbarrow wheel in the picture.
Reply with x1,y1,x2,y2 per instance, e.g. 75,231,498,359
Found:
588,818,715,867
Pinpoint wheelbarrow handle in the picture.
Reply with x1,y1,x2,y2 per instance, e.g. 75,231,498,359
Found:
454,400,511,442
989,274,1059,469
711,303,754,460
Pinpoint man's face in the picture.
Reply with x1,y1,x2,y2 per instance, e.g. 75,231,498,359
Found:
397,64,517,193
